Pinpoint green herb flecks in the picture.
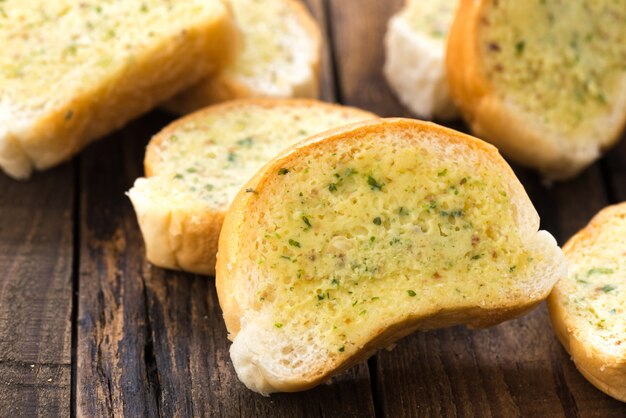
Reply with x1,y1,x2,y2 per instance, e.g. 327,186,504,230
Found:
302,216,312,229
373,217,382,225
407,290,416,297
600,284,616,293
328,183,338,192
236,137,254,147
274,323,283,328
278,168,289,175
288,239,301,248
587,267,614,276
515,40,525,55
367,175,383,191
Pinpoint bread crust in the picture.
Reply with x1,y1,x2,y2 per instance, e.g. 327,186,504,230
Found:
135,99,377,276
548,203,626,402
165,0,322,115
446,0,626,180
217,118,565,393
0,2,239,179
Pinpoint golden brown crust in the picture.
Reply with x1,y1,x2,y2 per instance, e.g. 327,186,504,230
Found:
217,118,564,393
446,0,626,180
140,99,377,276
164,0,322,115
217,117,543,338
3,5,239,179
548,203,626,402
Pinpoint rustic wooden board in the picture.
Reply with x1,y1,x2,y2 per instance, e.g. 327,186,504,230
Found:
0,165,74,417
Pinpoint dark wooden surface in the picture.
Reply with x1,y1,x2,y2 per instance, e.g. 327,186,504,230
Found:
1,0,625,416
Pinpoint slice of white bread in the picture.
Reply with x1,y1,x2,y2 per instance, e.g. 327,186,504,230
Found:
164,0,321,115
548,203,626,402
384,0,459,120
0,0,239,179
446,0,626,180
216,118,566,395
128,99,376,276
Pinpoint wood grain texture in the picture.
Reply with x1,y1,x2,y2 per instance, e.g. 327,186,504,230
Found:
0,166,74,417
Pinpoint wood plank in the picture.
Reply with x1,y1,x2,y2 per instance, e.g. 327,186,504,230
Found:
75,113,170,417
327,0,625,416
0,166,74,417
604,131,626,202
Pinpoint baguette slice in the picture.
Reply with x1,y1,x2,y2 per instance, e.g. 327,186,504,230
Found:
128,99,376,276
0,0,239,179
216,118,566,395
446,0,626,180
384,0,459,120
165,0,321,115
548,203,626,402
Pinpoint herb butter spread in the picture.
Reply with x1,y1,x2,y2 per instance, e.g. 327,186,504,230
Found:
237,123,548,357
557,208,626,355
145,103,374,210
0,0,224,117
479,0,626,135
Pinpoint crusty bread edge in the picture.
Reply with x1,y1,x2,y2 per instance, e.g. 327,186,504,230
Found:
446,0,626,180
164,0,322,115
133,99,377,276
217,118,564,393
2,3,239,180
548,203,626,402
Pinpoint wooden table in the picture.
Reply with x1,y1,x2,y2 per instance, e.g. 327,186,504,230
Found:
1,1,625,416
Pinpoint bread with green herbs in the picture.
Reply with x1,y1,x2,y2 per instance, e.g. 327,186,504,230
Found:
216,118,566,395
446,0,626,180
384,0,459,119
548,203,626,402
165,0,321,115
128,99,376,276
0,0,238,179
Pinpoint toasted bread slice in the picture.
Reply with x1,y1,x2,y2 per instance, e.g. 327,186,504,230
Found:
216,118,566,394
0,0,239,179
446,0,626,180
548,203,626,402
128,99,376,276
165,0,321,115
384,0,459,120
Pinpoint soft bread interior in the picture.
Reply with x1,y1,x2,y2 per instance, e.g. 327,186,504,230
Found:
383,0,459,119
129,100,376,274
1,0,235,178
224,0,318,97
477,0,626,147
220,119,565,394
555,207,626,359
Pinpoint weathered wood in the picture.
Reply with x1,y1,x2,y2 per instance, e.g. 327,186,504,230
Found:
304,0,337,102
75,113,168,417
604,131,626,202
0,166,74,417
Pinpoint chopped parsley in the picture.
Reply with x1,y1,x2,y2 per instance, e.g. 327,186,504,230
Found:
274,323,283,328
302,216,312,229
288,239,301,248
587,267,614,276
407,290,416,297
600,284,616,293
437,168,448,177
367,175,383,191
328,183,338,192
338,346,345,352
373,217,382,225
278,168,289,175
237,137,254,147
